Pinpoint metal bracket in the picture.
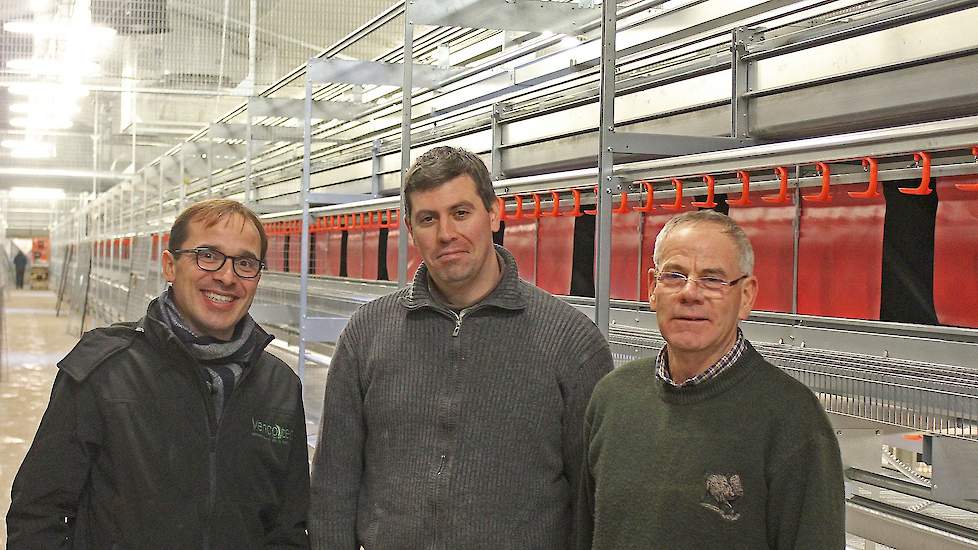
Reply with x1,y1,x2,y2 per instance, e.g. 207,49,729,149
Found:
409,0,598,35
607,131,758,156
307,58,465,88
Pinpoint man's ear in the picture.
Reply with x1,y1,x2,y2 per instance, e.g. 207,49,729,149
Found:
488,199,501,232
647,267,657,311
738,275,758,320
162,250,176,283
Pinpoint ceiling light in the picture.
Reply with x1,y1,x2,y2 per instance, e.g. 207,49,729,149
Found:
10,187,66,200
9,102,80,116
10,116,74,130
4,21,116,40
1,139,56,159
7,83,91,97
6,58,101,76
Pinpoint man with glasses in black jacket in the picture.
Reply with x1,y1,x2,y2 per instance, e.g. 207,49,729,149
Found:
8,199,310,549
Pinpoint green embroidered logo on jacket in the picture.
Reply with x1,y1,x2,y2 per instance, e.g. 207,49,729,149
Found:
252,418,293,445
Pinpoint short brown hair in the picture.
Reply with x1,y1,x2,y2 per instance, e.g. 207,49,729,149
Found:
168,199,268,259
403,146,496,221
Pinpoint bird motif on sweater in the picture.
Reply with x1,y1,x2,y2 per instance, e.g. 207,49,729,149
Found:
700,473,744,521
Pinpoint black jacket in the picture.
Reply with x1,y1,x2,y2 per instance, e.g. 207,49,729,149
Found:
7,299,310,549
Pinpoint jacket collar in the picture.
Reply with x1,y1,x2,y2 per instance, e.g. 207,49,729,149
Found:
400,244,528,312
140,296,274,369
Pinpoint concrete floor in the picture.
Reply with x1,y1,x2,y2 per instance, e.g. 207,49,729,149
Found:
0,289,79,543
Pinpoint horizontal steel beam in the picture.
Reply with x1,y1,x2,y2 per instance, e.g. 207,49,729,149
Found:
607,131,758,156
0,167,132,180
846,496,978,549
306,58,466,88
247,97,366,122
410,0,598,35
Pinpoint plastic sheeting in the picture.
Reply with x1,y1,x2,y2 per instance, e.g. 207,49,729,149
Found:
934,176,978,328
797,183,885,319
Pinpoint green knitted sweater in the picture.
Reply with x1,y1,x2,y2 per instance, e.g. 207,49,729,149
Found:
579,342,845,549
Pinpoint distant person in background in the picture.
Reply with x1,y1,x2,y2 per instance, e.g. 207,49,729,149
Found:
7,199,310,549
12,250,27,289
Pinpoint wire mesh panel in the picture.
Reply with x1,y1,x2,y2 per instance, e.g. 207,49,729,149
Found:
124,234,152,320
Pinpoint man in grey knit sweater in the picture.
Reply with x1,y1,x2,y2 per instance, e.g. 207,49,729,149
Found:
310,147,614,549
580,211,845,549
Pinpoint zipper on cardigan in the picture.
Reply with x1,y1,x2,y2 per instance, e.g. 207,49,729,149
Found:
451,310,467,337
436,454,446,475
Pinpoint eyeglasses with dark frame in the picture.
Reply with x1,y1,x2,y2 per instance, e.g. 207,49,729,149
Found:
654,270,749,295
172,247,265,279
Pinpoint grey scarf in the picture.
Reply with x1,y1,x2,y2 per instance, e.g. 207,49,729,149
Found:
158,287,258,422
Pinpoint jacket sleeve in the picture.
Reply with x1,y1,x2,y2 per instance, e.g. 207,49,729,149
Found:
266,385,312,548
309,331,364,550
765,422,846,549
562,343,613,549
7,370,100,549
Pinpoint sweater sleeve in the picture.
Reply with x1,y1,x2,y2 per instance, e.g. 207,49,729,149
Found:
576,414,597,550
7,371,101,549
562,343,613,549
309,330,365,550
765,425,846,549
265,385,312,548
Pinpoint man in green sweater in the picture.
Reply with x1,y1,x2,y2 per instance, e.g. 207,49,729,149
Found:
579,210,845,549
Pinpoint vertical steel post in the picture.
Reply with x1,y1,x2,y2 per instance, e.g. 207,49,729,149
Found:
594,0,618,337
297,69,315,381
791,165,801,314
371,138,382,198
245,109,254,206
731,27,751,139
179,152,186,211
207,135,214,195
490,103,504,181
398,4,415,286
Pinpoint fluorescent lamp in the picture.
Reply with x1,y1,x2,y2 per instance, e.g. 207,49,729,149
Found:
6,58,101,76
10,102,80,116
4,21,116,40
10,116,74,130
1,139,56,159
10,187,66,200
7,83,90,97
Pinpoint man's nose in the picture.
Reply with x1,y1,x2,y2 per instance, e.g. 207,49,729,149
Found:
213,259,238,284
437,218,458,241
676,277,705,301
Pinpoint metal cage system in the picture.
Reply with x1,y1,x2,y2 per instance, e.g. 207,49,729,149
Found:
47,1,978,546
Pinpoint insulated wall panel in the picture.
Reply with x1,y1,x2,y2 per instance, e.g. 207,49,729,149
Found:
934,176,978,328
728,198,795,313
535,216,575,295
503,219,537,284
797,184,885,319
